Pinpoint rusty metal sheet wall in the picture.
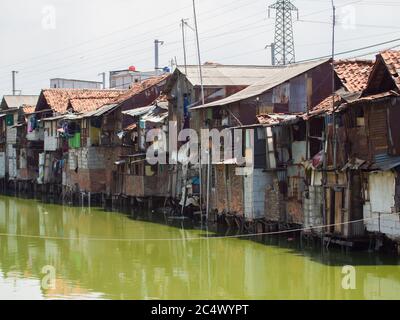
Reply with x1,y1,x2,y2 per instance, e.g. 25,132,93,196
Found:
367,105,388,156
388,102,400,156
289,74,307,113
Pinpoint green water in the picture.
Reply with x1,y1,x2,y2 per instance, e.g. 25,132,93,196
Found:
0,195,399,300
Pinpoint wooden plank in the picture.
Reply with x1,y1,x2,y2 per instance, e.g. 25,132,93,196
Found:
334,191,343,234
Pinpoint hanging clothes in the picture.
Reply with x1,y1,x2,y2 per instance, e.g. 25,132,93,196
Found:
68,132,81,149
29,116,38,131
6,114,14,126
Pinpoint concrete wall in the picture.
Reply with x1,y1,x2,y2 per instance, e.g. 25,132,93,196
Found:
64,146,127,194
363,171,400,240
246,169,268,220
364,202,400,240
6,126,17,144
7,144,17,179
0,152,5,178
68,147,106,171
303,186,324,232
44,122,59,152
369,171,395,213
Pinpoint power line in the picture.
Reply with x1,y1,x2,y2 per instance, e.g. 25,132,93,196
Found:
296,37,400,63
0,214,397,242
0,0,266,73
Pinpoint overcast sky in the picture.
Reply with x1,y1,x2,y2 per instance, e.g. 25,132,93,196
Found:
0,0,399,96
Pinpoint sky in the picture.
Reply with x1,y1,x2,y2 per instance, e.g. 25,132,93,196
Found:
0,0,399,96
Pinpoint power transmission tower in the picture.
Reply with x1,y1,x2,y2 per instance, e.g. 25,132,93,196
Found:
268,0,299,65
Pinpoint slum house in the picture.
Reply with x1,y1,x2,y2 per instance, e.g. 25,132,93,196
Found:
102,75,172,209
191,59,334,228
0,95,39,192
318,51,400,245
113,74,170,127
61,103,130,204
31,89,126,200
113,97,170,211
298,59,376,243
165,64,290,206
37,76,170,204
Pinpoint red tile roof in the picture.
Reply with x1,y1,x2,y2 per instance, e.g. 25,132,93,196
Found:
312,60,374,114
41,89,126,114
21,104,36,114
380,50,400,89
334,60,374,92
114,74,170,103
310,94,342,116
68,98,118,113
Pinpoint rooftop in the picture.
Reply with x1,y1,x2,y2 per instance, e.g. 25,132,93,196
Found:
334,59,374,92
38,89,126,114
192,59,329,110
1,95,39,110
380,50,400,89
113,74,170,103
175,64,284,87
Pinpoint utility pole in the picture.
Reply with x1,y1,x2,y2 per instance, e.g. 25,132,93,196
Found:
331,0,337,170
98,72,106,89
181,19,190,75
12,71,18,95
192,0,207,221
268,0,299,65
154,39,164,75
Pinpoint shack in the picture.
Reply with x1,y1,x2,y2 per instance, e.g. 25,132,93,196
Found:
192,59,333,227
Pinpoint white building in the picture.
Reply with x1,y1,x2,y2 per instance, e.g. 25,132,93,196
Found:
109,70,160,89
50,78,103,89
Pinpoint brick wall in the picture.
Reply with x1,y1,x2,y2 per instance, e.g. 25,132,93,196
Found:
213,165,244,215
265,178,285,222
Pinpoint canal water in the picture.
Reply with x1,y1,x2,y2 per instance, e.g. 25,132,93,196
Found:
0,195,399,300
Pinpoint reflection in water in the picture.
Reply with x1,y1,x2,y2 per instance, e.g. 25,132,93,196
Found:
0,195,399,300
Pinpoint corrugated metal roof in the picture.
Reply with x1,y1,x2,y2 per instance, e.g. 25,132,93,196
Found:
123,105,155,117
1,95,39,110
141,105,168,123
370,154,400,171
176,64,284,87
82,103,119,118
191,59,329,110
257,113,301,126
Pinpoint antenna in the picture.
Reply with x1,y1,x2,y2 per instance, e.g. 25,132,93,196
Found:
268,0,299,65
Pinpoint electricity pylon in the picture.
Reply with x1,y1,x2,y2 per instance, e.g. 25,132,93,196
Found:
268,0,299,65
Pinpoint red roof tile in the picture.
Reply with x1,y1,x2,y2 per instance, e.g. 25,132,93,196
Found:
334,60,374,92
21,104,36,114
380,50,400,89
310,94,342,116
41,89,126,114
114,74,170,103
68,98,118,113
